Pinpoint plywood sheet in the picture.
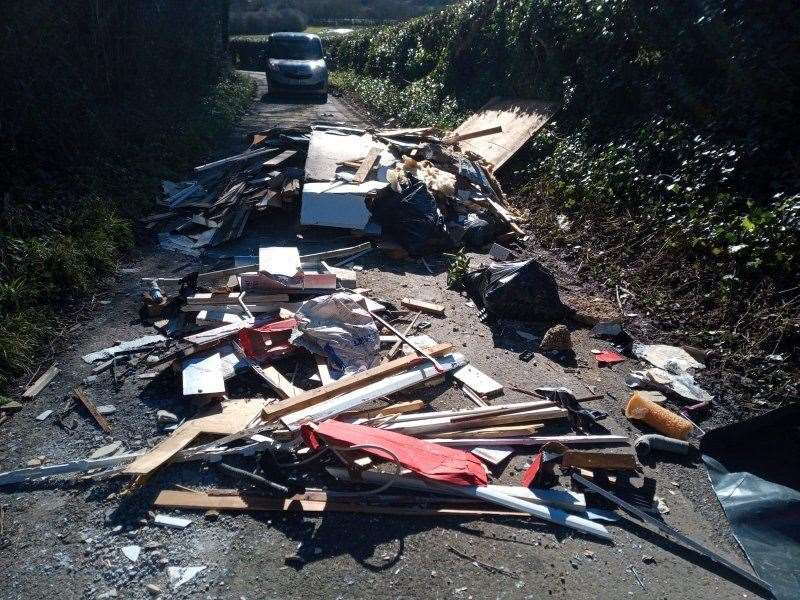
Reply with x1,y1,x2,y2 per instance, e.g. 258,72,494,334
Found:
125,398,267,475
452,97,557,170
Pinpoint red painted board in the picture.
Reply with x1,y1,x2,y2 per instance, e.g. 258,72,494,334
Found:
238,318,297,362
302,420,488,487
520,452,543,488
595,350,625,365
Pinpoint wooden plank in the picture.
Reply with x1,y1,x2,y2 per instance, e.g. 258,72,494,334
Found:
561,451,638,471
352,147,382,184
453,364,504,398
73,387,112,433
425,435,630,447
125,399,267,475
186,293,289,306
471,446,514,466
262,149,297,167
443,125,503,145
153,490,528,518
431,424,544,439
82,335,166,363
450,97,558,170
301,242,372,264
196,243,372,283
182,353,225,399
462,386,489,407
262,343,453,422
377,400,555,423
261,365,301,399
400,298,445,317
315,355,333,385
194,147,278,172
384,407,566,436
22,365,59,399
349,400,425,420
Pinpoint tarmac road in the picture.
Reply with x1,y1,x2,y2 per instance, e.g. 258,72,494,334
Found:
0,72,763,600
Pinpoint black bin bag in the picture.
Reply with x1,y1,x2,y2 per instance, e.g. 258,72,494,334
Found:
701,405,800,600
370,177,452,257
465,259,569,321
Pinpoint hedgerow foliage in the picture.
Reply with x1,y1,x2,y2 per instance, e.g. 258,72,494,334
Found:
0,2,254,387
328,0,800,276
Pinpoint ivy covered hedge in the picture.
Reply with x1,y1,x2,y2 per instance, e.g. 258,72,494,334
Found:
327,0,800,368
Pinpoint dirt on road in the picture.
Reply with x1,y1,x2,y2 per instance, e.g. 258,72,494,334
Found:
0,72,763,600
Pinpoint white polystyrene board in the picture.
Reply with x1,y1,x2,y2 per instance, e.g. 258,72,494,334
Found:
258,247,302,277
453,364,504,397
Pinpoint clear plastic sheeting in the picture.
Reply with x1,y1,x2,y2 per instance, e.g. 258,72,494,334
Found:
701,405,800,600
289,293,380,376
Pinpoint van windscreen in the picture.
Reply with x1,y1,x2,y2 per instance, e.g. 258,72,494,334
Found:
269,38,323,61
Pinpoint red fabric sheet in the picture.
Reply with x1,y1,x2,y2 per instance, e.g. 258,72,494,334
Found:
302,420,488,487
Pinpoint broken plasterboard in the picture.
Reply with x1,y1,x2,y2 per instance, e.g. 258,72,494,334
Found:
451,97,557,170
300,180,387,230
305,130,386,182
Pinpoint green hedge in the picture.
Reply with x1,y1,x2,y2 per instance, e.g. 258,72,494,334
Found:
327,0,800,361
0,2,256,389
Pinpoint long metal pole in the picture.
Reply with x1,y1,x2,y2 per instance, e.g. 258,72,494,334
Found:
571,474,773,598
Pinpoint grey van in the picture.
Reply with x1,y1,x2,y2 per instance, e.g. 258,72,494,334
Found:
265,32,328,101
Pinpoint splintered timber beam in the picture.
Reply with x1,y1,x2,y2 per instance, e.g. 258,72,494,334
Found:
73,387,112,433
22,365,60,399
262,343,453,422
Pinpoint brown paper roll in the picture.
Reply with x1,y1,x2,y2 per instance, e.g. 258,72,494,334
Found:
625,392,692,440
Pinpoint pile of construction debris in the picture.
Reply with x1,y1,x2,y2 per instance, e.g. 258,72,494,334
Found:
0,100,778,598
144,101,535,259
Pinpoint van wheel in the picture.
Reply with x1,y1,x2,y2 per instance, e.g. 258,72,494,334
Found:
318,93,328,104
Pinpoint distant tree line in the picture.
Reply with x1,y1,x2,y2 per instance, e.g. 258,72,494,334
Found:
229,0,455,34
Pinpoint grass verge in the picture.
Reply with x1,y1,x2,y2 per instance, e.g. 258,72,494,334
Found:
0,73,256,391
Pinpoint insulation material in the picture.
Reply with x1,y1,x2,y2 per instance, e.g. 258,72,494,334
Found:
302,419,489,487
305,131,385,182
300,180,387,230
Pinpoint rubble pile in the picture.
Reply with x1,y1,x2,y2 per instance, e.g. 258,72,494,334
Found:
1,105,785,599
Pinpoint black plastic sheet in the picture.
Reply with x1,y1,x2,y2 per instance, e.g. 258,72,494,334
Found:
701,405,800,599
465,258,568,321
370,176,452,257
